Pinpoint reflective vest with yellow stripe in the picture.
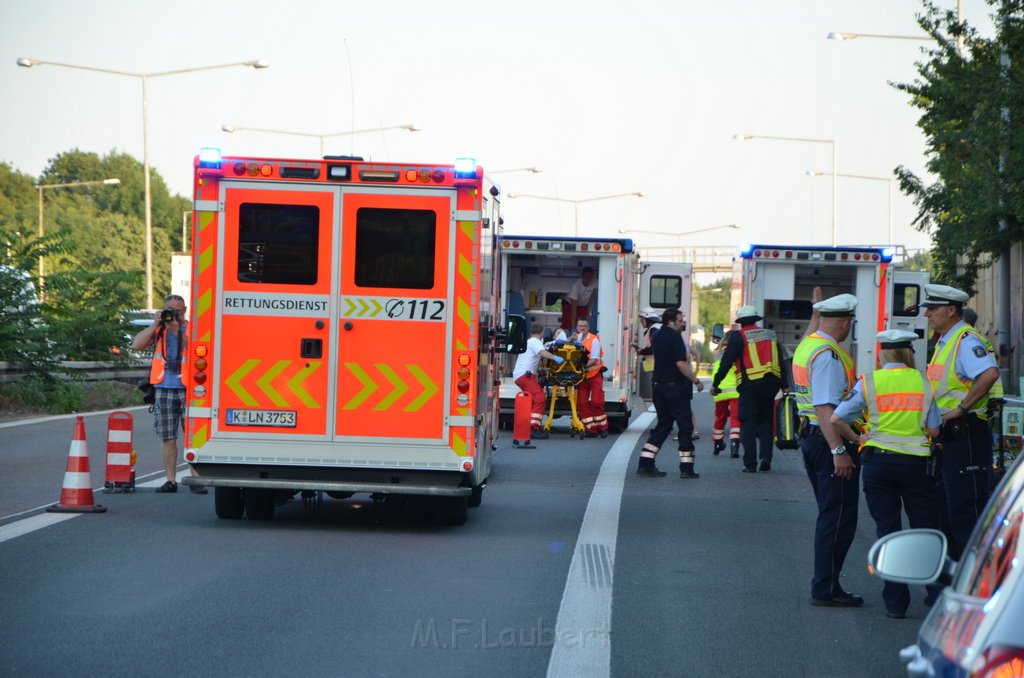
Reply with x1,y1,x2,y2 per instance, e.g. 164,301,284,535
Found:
581,333,604,379
712,359,738,402
737,325,781,383
792,333,854,424
978,333,1005,400
861,367,933,456
927,325,992,418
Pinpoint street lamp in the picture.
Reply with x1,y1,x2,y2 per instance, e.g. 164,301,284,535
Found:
618,224,740,240
490,167,544,174
826,32,932,41
735,133,839,247
806,171,894,245
17,57,269,310
36,178,121,296
507,191,646,237
221,123,421,157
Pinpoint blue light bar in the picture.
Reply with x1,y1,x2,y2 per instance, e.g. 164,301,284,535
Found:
454,157,476,179
739,243,754,257
198,147,222,168
881,247,895,262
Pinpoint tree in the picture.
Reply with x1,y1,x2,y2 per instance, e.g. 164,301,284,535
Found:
894,0,1024,294
697,276,732,362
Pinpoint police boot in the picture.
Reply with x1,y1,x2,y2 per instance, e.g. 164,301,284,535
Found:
729,440,740,458
713,439,726,456
679,462,700,479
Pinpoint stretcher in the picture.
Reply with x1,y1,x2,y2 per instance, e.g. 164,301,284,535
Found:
540,341,589,437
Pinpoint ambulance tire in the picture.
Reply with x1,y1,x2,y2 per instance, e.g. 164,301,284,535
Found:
468,485,484,508
440,496,468,526
244,488,275,521
214,487,245,520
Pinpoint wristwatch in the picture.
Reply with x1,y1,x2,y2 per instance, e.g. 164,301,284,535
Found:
830,445,847,456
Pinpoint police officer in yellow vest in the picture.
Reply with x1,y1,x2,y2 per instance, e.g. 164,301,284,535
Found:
831,329,945,618
921,284,1000,560
792,293,863,607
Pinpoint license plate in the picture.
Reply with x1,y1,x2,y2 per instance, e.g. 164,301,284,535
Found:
226,409,297,427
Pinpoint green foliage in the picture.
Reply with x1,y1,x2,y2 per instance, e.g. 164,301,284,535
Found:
697,276,732,361
43,268,139,360
895,0,1024,294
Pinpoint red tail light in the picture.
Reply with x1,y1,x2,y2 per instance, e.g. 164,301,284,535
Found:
971,645,1024,677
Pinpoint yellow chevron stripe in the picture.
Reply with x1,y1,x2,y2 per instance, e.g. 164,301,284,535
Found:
341,363,377,410
456,340,467,350
288,362,322,408
405,364,438,412
458,254,473,284
192,423,208,448
451,431,467,457
224,359,260,406
374,363,408,411
196,289,212,317
256,360,290,407
458,298,471,327
198,211,215,231
198,245,213,274
459,221,476,242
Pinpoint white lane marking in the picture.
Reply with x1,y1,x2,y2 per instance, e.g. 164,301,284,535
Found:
546,412,654,678
0,512,79,544
0,406,150,430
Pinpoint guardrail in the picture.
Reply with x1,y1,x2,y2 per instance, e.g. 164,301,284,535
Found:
0,361,149,384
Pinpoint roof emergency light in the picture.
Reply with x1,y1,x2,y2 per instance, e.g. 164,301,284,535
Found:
454,158,476,179
198,147,222,169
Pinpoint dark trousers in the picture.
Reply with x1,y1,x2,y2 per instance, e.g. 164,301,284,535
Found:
800,427,860,600
862,450,945,613
738,378,780,468
647,382,695,451
939,416,993,560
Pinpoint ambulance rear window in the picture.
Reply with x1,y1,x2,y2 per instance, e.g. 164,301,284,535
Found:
354,208,436,289
649,275,682,308
237,203,320,285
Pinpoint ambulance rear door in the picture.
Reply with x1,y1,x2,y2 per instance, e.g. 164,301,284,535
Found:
333,187,454,450
215,182,336,441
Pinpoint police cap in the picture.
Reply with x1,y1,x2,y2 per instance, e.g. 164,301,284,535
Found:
813,293,858,317
640,306,661,320
877,329,918,349
920,283,969,308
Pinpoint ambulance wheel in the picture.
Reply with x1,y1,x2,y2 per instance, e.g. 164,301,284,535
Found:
244,488,275,521
440,496,468,526
214,487,244,520
468,485,484,508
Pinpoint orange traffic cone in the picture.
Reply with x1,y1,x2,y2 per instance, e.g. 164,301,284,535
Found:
47,416,107,513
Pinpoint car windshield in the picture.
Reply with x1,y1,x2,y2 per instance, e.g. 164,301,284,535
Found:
951,454,1024,599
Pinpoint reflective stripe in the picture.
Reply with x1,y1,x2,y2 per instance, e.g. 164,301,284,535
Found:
862,368,933,456
739,326,781,382
107,430,132,444
60,472,92,489
106,453,131,466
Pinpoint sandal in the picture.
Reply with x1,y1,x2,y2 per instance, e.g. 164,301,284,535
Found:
155,480,177,493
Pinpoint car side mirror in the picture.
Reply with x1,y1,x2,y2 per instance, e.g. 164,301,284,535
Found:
867,529,948,584
711,323,724,344
497,314,527,354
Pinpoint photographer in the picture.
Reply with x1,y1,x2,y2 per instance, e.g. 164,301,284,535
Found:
131,294,204,494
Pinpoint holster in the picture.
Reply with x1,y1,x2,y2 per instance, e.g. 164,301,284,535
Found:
926,443,943,478
940,418,968,442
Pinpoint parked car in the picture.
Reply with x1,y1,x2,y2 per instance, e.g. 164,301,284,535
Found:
868,452,1024,677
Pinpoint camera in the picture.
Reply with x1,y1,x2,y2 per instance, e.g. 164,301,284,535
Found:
160,308,177,324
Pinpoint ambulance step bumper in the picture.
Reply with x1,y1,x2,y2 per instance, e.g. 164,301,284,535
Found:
180,476,471,497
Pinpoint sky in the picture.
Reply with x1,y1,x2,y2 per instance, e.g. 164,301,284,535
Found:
0,0,999,263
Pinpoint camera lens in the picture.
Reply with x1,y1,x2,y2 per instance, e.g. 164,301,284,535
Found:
160,309,175,323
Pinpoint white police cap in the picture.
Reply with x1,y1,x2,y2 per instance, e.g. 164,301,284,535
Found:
813,293,858,317
877,329,918,349
640,306,661,320
920,283,969,308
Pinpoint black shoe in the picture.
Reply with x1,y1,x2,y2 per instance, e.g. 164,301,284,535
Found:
810,593,865,608
636,466,667,478
535,429,549,440
886,611,907,619
730,442,740,458
599,430,608,439
155,481,177,493
585,431,598,438
188,485,208,495
759,463,771,472
712,440,725,456
742,467,757,473
679,470,700,479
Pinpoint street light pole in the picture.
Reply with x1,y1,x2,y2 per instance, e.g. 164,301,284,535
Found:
806,171,893,245
18,57,269,309
490,167,544,175
508,191,646,237
619,224,741,240
35,178,121,297
221,123,421,157
735,133,839,246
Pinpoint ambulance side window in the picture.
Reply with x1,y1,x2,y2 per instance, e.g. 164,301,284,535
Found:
237,203,319,285
893,283,920,317
354,208,436,289
649,275,682,308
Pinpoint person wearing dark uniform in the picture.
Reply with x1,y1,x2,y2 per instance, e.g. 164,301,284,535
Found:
831,329,945,618
711,305,788,472
922,284,1000,560
636,308,705,478
792,293,863,608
